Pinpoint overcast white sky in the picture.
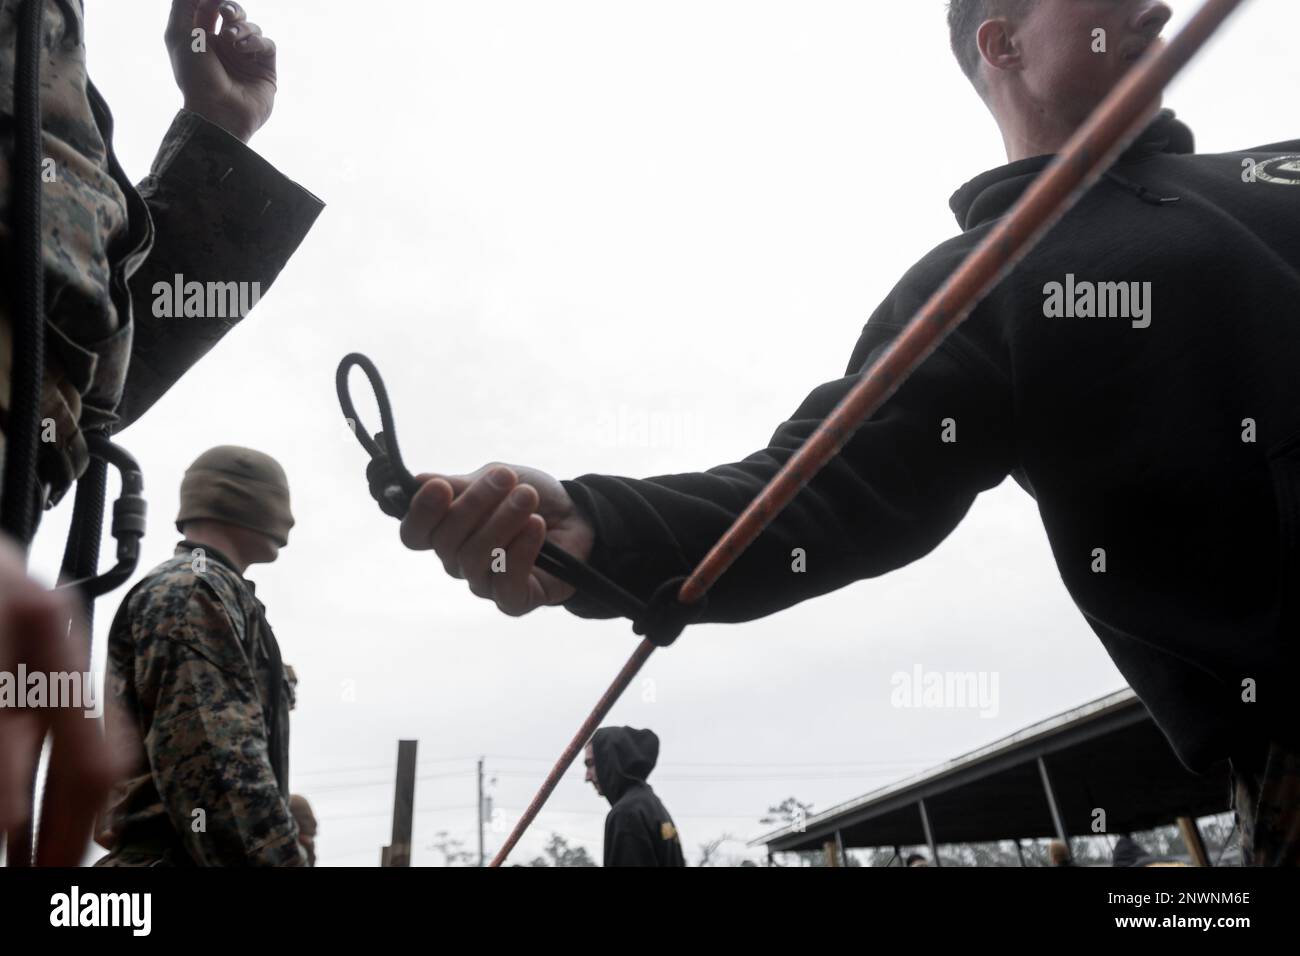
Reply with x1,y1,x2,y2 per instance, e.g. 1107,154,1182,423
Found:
29,1,1299,866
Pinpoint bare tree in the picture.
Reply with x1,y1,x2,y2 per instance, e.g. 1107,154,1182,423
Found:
428,830,475,867
527,833,597,867
697,833,738,867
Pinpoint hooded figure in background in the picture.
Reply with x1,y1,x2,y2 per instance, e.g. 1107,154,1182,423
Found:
1112,835,1146,867
584,727,685,867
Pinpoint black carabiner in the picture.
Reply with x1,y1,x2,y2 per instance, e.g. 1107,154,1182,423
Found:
57,434,147,600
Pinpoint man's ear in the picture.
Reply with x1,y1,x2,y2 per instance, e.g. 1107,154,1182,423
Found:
977,18,1023,80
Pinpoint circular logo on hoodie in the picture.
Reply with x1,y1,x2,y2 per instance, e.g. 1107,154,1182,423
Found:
1254,156,1300,185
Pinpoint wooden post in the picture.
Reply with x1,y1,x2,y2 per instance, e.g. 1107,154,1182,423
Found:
381,739,418,867
1178,816,1210,867
823,840,840,867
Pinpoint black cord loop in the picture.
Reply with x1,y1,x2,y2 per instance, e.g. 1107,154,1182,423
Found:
335,353,700,639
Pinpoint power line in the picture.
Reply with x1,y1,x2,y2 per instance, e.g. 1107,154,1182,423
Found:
325,804,478,822
487,769,920,782
294,755,487,778
294,762,397,777
482,754,939,768
305,766,920,792
493,805,771,820
307,769,475,794
294,754,938,784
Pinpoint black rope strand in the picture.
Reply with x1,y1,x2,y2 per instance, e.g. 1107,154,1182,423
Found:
57,457,107,635
2,0,48,546
1,0,48,870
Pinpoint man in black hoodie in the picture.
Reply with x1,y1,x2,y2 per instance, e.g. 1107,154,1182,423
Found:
398,1,1300,865
1112,835,1151,867
584,727,685,867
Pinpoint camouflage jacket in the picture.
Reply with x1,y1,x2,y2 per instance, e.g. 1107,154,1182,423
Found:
0,0,323,500
97,541,306,867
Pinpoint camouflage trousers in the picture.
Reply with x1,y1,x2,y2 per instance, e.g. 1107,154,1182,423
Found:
1231,741,1300,866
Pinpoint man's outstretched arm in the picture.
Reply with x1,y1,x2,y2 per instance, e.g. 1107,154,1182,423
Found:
115,0,323,429
399,307,1015,625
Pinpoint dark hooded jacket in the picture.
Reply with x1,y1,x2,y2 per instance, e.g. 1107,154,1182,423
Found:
591,727,685,867
1112,835,1147,867
1111,835,1184,868
562,111,1300,775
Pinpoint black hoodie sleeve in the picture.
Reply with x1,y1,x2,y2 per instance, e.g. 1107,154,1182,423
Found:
561,274,1015,624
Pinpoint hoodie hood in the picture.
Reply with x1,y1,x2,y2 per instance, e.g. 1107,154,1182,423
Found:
591,726,659,804
949,109,1195,231
1112,836,1148,867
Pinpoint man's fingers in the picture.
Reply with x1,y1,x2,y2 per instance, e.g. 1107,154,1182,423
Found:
494,515,549,616
461,484,540,599
222,19,262,43
0,714,42,837
411,473,472,498
35,717,119,867
0,533,96,861
399,477,455,551
167,0,206,40
237,34,275,61
216,14,275,70
218,1,247,25
413,472,472,493
429,467,517,577
193,0,223,35
220,31,276,72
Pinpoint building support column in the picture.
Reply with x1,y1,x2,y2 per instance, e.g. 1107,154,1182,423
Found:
918,798,941,867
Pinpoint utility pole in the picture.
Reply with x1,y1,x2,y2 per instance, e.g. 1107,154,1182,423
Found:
381,739,418,867
477,756,485,867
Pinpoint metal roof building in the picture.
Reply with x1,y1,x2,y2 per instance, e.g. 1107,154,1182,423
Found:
753,688,1232,865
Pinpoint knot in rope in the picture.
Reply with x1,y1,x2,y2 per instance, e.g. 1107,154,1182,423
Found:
632,576,707,647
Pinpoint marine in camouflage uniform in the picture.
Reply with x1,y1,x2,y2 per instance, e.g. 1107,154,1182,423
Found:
97,446,304,866
0,0,322,505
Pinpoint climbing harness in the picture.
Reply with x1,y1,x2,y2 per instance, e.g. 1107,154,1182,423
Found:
336,0,1251,866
